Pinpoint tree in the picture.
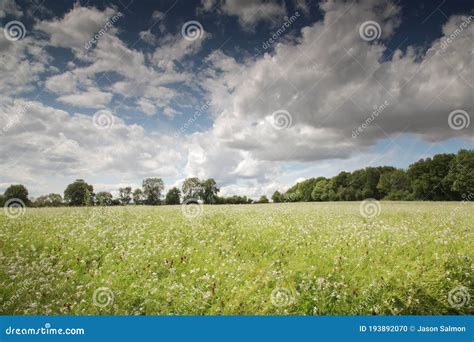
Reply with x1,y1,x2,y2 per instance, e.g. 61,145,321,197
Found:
257,195,269,203
407,154,455,200
4,184,29,204
142,178,164,205
0,194,5,207
201,179,219,204
311,178,330,201
281,191,301,202
362,168,382,199
64,179,94,206
182,177,203,201
271,191,282,203
33,193,63,207
377,169,411,200
430,153,456,200
133,188,144,205
447,149,474,196
217,195,253,204
119,187,132,205
298,178,319,201
96,192,113,206
165,187,181,205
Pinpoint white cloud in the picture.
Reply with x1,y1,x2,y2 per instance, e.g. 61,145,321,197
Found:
0,0,22,18
179,1,473,194
0,99,182,195
137,98,157,115
58,88,113,108
45,71,79,94
152,10,165,21
139,29,158,45
151,32,206,70
1,0,472,199
0,33,51,99
35,2,119,51
196,3,471,164
37,2,205,115
65,33,195,116
201,0,287,29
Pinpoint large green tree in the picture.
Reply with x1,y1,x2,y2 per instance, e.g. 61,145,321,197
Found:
408,154,455,200
4,184,29,204
142,178,164,205
311,178,330,201
33,193,63,207
64,179,94,206
119,187,132,205
447,149,474,196
96,192,113,206
377,169,411,200
182,177,203,201
201,179,219,204
271,191,282,203
132,189,144,205
165,187,181,205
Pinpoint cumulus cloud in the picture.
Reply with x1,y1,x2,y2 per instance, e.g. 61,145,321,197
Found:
139,29,158,45
1,0,472,198
0,0,23,18
0,100,182,194
44,23,201,115
0,33,51,99
45,71,80,94
201,0,287,29
195,1,472,169
35,2,119,51
57,88,113,108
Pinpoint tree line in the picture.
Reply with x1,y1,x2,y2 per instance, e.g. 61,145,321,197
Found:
272,149,473,202
0,176,269,207
0,149,472,208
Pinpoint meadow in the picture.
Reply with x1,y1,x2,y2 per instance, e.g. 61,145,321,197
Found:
0,202,472,315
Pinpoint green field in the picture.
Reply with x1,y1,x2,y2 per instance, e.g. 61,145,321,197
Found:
1,202,472,315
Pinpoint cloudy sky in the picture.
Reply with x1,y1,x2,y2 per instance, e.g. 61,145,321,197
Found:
0,0,472,198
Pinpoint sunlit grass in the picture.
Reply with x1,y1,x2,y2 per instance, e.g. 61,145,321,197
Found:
0,202,472,315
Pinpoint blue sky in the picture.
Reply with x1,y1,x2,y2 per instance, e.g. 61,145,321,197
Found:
0,0,472,198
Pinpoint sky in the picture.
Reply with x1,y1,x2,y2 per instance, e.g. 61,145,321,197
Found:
0,0,473,199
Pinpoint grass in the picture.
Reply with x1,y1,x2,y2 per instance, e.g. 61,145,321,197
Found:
0,202,472,315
